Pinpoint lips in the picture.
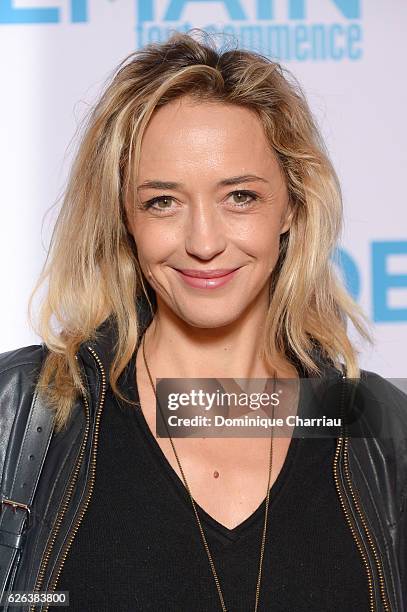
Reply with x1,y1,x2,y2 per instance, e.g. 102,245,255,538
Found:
174,267,240,289
175,268,239,278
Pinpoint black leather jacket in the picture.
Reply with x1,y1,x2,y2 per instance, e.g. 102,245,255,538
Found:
0,317,406,612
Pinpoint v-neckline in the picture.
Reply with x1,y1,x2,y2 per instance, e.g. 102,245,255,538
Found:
132,376,304,543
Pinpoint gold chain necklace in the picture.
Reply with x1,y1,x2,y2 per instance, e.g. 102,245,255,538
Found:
141,332,276,612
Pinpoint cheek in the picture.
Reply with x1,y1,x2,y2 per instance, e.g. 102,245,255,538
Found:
131,217,178,265
232,216,282,261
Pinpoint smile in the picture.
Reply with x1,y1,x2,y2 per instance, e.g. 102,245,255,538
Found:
174,268,240,289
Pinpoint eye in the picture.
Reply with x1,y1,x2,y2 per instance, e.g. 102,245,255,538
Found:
141,196,177,213
227,190,258,207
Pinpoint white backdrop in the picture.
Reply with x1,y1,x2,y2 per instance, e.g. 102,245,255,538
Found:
1,0,406,376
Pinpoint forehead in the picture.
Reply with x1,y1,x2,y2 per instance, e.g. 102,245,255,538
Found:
138,96,281,181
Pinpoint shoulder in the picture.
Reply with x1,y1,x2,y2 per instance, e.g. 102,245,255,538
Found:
0,343,46,376
354,369,407,522
351,368,407,440
0,343,47,429
0,343,47,421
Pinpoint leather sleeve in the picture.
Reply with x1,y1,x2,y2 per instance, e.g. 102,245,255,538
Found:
398,485,407,609
0,344,45,489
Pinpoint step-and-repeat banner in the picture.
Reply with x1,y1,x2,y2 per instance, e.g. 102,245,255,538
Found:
1,1,406,375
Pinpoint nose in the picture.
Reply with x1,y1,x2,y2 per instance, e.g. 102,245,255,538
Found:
184,199,227,261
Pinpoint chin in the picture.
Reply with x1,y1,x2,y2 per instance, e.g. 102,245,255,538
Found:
177,308,242,330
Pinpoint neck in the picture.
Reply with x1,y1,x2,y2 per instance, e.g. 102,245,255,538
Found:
141,294,297,380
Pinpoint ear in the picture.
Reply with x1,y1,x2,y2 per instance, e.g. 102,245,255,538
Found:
122,179,137,234
123,192,136,236
280,202,294,235
123,204,132,234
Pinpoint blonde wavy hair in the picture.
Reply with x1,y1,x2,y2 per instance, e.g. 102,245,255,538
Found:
29,29,374,432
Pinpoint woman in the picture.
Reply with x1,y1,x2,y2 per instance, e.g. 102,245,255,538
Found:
0,30,406,612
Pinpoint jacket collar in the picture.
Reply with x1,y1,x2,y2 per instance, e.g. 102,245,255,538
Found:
77,295,153,375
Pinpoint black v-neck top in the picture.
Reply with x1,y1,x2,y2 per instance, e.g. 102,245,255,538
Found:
49,357,370,612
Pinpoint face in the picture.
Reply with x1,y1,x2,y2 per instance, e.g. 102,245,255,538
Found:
125,95,293,328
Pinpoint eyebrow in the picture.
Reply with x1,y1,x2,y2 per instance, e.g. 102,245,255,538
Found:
136,174,268,191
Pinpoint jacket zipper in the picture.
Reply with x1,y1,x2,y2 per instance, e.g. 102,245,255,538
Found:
29,347,106,612
333,435,376,611
342,435,391,611
333,376,391,611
